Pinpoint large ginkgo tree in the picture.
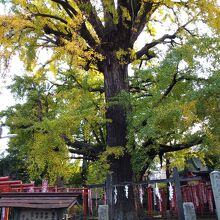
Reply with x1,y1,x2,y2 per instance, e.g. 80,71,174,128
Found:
0,0,220,219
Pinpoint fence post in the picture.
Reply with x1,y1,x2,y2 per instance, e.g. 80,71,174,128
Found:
173,167,185,220
105,174,112,220
83,188,88,220
147,186,153,216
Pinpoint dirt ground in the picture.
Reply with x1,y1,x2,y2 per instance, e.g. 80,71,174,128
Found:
147,214,217,220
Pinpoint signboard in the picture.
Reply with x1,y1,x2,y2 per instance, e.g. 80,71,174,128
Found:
18,208,61,220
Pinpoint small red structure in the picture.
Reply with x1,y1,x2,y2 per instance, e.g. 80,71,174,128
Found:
0,176,88,220
0,192,79,220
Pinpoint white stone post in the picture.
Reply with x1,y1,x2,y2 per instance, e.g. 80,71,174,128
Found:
98,205,109,220
183,202,197,220
210,171,220,220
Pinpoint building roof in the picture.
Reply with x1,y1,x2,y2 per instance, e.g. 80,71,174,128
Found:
186,158,208,173
0,192,80,209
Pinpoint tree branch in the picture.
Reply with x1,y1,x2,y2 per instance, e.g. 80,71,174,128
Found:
137,136,204,180
50,0,98,48
129,86,152,96
135,19,194,60
70,156,95,161
68,148,97,160
43,24,71,44
138,154,156,181
75,0,104,40
79,23,98,48
62,135,104,158
117,0,133,33
160,63,179,101
32,13,68,24
130,2,155,45
101,0,117,32
159,137,204,154
118,0,144,24
160,69,208,102
136,33,176,59
51,0,77,18
88,87,105,93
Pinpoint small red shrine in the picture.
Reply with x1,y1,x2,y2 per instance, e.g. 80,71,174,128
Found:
0,176,88,220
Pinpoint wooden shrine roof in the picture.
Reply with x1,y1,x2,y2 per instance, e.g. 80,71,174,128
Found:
0,192,80,209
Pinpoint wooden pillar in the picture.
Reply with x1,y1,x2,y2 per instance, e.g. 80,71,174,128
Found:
147,186,153,216
1,208,9,220
83,188,88,220
173,167,185,220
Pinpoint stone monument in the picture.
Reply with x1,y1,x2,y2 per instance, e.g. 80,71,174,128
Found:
98,205,109,220
183,202,196,220
210,171,220,220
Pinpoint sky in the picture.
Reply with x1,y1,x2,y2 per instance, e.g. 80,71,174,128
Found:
0,56,24,154
0,3,15,153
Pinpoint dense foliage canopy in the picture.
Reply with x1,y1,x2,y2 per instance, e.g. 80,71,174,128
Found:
0,0,220,219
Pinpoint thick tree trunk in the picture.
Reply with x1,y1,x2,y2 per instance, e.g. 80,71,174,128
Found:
103,58,140,220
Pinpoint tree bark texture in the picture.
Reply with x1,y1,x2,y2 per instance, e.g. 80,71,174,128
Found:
102,58,140,220
104,58,129,147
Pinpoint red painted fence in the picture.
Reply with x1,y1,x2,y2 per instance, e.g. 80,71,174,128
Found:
0,176,216,219
143,182,214,218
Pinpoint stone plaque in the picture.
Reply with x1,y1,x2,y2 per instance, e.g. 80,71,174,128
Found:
19,209,58,220
210,171,220,220
183,202,196,220
98,205,109,220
